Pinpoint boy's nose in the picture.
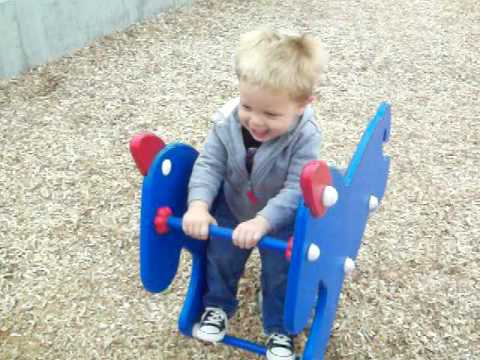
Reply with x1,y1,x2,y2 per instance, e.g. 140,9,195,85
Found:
249,115,263,128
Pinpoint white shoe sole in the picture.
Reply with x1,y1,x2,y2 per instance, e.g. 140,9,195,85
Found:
267,353,296,360
192,323,225,343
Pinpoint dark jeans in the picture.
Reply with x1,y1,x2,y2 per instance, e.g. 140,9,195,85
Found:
203,193,293,334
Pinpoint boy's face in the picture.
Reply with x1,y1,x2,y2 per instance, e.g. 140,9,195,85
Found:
238,82,310,142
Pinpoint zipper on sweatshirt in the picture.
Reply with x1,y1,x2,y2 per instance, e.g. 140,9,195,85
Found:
246,180,258,205
227,146,258,205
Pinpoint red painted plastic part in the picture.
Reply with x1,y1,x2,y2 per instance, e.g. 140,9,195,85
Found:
130,132,166,176
285,236,294,261
154,207,173,234
300,160,332,218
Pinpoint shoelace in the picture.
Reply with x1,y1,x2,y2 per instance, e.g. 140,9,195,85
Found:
269,334,292,348
203,309,224,326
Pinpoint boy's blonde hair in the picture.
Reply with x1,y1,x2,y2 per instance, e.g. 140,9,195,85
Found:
235,29,328,102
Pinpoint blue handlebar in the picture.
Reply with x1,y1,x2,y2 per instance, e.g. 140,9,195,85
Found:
167,216,288,252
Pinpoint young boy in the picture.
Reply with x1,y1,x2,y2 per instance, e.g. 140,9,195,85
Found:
182,29,327,360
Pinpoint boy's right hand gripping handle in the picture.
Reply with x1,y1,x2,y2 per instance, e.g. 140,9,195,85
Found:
154,207,292,258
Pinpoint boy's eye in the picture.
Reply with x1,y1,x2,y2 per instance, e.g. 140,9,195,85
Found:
264,112,280,117
242,104,251,111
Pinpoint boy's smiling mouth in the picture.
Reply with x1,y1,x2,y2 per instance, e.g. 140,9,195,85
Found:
249,127,270,141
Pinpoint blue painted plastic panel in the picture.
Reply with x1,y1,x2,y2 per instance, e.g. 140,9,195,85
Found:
138,142,209,336
178,246,207,336
284,102,391,359
139,143,198,293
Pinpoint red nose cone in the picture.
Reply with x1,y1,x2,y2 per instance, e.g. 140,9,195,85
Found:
130,132,166,176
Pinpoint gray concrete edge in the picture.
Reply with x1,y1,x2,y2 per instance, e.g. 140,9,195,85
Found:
0,0,191,78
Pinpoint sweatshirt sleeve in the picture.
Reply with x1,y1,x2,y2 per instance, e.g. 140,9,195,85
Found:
257,130,321,231
187,121,227,209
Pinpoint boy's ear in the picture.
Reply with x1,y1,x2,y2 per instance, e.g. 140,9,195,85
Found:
297,96,315,115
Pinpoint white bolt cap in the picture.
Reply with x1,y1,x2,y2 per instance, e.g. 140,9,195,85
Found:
162,159,172,176
307,244,321,262
369,195,379,211
344,257,356,275
322,186,338,208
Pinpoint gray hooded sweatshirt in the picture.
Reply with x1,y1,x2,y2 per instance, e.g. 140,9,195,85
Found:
188,98,321,232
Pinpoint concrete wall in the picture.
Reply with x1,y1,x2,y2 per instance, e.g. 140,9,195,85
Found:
0,0,191,78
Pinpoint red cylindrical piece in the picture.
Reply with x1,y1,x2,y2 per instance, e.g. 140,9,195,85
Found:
154,207,173,234
285,236,294,261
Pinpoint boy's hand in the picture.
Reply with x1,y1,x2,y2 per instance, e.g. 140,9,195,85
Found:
182,201,217,240
233,215,271,249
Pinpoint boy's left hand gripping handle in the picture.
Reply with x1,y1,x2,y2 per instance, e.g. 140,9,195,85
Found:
130,133,166,176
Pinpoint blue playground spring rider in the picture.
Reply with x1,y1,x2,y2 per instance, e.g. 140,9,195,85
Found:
129,102,391,359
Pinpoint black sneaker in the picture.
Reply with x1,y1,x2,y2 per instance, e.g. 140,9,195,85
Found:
266,333,295,360
193,307,228,343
